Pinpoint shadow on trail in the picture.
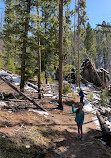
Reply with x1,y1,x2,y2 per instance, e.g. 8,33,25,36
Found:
84,119,98,125
63,100,79,107
0,117,109,158
47,127,109,158
0,119,77,129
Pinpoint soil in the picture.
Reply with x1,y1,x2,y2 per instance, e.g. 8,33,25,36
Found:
0,80,110,158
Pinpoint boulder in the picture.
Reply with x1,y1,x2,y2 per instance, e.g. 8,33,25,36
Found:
81,59,110,87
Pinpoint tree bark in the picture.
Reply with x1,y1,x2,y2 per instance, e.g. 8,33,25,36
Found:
96,111,110,133
37,6,41,99
0,76,53,115
20,0,31,92
77,0,80,87
58,0,63,110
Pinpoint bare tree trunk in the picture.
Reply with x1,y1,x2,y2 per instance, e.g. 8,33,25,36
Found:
58,0,63,110
20,42,26,92
77,0,80,87
37,6,41,99
20,0,31,92
74,0,77,84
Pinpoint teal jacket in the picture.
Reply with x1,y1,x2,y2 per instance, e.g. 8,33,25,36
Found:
72,105,84,125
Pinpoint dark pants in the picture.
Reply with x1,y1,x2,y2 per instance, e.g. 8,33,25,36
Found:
80,96,84,103
45,78,47,84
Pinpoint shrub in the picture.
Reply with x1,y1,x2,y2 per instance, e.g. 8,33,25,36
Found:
63,82,71,94
99,88,109,107
71,92,77,100
87,91,94,101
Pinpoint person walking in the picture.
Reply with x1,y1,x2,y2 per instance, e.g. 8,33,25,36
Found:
79,88,84,103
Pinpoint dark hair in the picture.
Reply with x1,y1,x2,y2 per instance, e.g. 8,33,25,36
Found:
76,103,83,113
76,108,80,113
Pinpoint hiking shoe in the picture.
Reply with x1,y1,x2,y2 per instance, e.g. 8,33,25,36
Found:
81,137,84,141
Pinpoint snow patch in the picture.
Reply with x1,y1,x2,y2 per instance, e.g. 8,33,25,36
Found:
28,108,48,115
0,101,7,106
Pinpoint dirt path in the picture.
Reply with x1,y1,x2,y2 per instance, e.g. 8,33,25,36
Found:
41,100,109,158
0,81,110,157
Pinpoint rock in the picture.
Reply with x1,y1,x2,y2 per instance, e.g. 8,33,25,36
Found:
81,59,110,87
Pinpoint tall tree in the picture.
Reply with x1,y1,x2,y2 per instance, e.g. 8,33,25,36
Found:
3,0,16,72
84,22,97,61
20,0,31,92
37,3,41,99
74,0,88,86
41,0,59,71
84,22,93,52
58,0,63,110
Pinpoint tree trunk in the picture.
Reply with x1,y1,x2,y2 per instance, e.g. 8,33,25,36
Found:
74,0,77,85
77,0,80,87
0,76,53,116
58,0,63,110
20,0,31,92
37,6,41,99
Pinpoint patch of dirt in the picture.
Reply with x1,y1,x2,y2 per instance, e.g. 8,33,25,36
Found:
0,82,110,158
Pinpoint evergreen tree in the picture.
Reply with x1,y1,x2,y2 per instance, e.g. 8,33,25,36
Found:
84,22,97,61
20,0,31,92
78,0,88,27
84,22,93,51
3,0,16,72
58,0,63,110
40,0,59,71
96,21,110,70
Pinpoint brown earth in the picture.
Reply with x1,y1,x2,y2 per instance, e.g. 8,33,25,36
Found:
0,81,110,158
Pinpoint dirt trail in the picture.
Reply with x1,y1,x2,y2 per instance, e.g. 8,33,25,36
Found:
42,100,109,158
0,81,110,158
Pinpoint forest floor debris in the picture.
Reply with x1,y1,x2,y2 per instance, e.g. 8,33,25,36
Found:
0,71,110,157
0,83,110,157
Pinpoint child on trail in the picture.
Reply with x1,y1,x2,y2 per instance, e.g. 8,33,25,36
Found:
79,88,84,103
72,103,84,140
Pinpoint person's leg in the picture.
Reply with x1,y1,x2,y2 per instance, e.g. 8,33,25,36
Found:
80,124,84,140
80,96,83,103
46,78,47,84
77,123,80,138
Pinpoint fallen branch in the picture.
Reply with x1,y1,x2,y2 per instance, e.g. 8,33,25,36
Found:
0,76,53,117
96,111,110,133
26,82,38,91
5,99,25,102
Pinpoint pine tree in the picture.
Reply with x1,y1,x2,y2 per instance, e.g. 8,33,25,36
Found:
58,0,63,110
84,22,97,61
37,3,41,99
3,0,16,72
74,0,88,86
20,0,31,92
40,0,59,71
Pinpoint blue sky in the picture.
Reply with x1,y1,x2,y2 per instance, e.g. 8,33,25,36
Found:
1,0,111,29
86,0,111,28
70,0,111,28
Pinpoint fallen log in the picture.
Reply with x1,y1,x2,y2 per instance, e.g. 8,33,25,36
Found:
26,82,38,91
96,111,110,133
0,76,53,116
26,82,44,98
5,99,25,102
96,110,111,147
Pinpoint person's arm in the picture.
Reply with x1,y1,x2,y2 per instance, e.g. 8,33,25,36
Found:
72,105,77,113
